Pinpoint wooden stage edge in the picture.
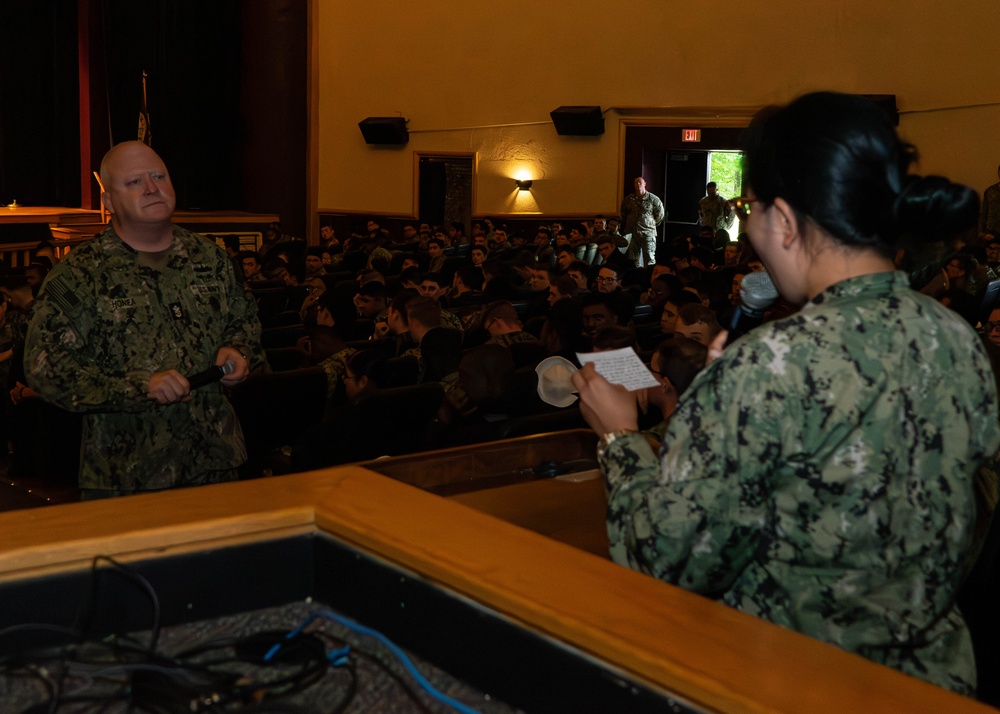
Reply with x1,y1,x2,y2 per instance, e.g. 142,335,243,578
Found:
0,206,280,226
0,467,992,714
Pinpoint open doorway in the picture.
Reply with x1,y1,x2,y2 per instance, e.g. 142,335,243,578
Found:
414,153,475,237
622,125,745,246
708,151,743,241
663,149,743,241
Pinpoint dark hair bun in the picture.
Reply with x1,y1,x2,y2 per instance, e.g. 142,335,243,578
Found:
743,92,978,256
893,175,979,244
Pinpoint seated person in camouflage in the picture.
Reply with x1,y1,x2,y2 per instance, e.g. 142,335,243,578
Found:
353,281,387,321
426,238,447,274
303,246,328,279
532,227,555,266
481,300,540,350
580,292,622,345
447,266,483,309
418,272,447,301
554,246,576,274
365,288,420,355
673,303,723,347
24,141,264,497
548,275,579,308
571,93,1000,694
240,251,267,283
405,296,442,349
640,336,707,440
565,260,591,293
416,272,465,331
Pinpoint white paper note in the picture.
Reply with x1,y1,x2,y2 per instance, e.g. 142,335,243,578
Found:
576,347,661,391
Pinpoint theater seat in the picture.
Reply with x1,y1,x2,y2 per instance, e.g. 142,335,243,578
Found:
260,310,302,329
383,354,420,387
347,383,446,460
261,324,306,349
292,383,446,469
631,303,655,324
264,346,308,372
493,407,588,439
507,340,546,369
227,366,328,479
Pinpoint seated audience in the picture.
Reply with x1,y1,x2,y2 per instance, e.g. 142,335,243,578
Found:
566,260,591,293
448,266,484,308
673,303,723,347
548,275,579,307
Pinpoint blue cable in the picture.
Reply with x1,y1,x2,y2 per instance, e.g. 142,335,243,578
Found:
326,645,351,667
272,610,482,714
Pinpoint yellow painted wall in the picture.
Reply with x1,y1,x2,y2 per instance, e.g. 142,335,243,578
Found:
316,1,1000,218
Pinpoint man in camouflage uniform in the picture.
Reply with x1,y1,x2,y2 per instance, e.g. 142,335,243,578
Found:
481,300,540,348
590,271,1000,694
620,176,664,268
698,181,733,233
24,141,264,496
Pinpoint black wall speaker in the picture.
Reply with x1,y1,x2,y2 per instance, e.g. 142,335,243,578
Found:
358,117,409,145
550,106,604,136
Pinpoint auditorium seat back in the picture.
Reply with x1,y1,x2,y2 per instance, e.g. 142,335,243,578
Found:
228,366,328,479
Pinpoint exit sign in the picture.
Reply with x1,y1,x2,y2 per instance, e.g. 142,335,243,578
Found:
682,129,701,142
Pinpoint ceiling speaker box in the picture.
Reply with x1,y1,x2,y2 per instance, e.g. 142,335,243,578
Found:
550,106,604,136
359,117,409,145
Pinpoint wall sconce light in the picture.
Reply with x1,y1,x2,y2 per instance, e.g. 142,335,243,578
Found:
515,179,533,191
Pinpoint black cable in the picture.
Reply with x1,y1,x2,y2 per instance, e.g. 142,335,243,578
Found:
7,664,57,714
120,629,336,712
311,629,434,714
39,555,161,713
8,585,468,714
329,662,358,714
90,556,163,652
236,704,326,714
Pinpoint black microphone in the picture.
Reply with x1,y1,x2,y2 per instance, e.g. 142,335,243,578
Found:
726,271,779,345
186,360,236,389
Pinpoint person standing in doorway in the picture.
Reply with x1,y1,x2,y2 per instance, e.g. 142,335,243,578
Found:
698,181,734,235
621,177,665,268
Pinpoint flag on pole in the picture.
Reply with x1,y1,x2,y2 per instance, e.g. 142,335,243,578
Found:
138,70,151,145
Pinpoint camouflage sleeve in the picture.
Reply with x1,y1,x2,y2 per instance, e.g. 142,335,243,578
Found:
600,358,775,596
24,263,155,413
652,195,665,225
318,347,358,402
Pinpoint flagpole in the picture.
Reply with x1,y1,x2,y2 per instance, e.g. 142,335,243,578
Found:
138,70,151,146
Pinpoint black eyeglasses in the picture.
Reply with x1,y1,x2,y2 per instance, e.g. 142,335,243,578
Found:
732,196,761,222
984,321,1000,332
596,276,620,284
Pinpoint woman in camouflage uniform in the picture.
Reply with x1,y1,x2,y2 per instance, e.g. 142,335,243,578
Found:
572,92,1000,695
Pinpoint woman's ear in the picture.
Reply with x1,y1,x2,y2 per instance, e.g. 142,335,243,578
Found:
771,198,801,250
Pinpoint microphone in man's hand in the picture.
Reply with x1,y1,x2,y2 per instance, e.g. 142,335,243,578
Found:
186,360,236,389
727,272,779,345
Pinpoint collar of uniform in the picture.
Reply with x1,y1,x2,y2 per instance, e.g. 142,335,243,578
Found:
809,270,908,308
100,223,188,266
